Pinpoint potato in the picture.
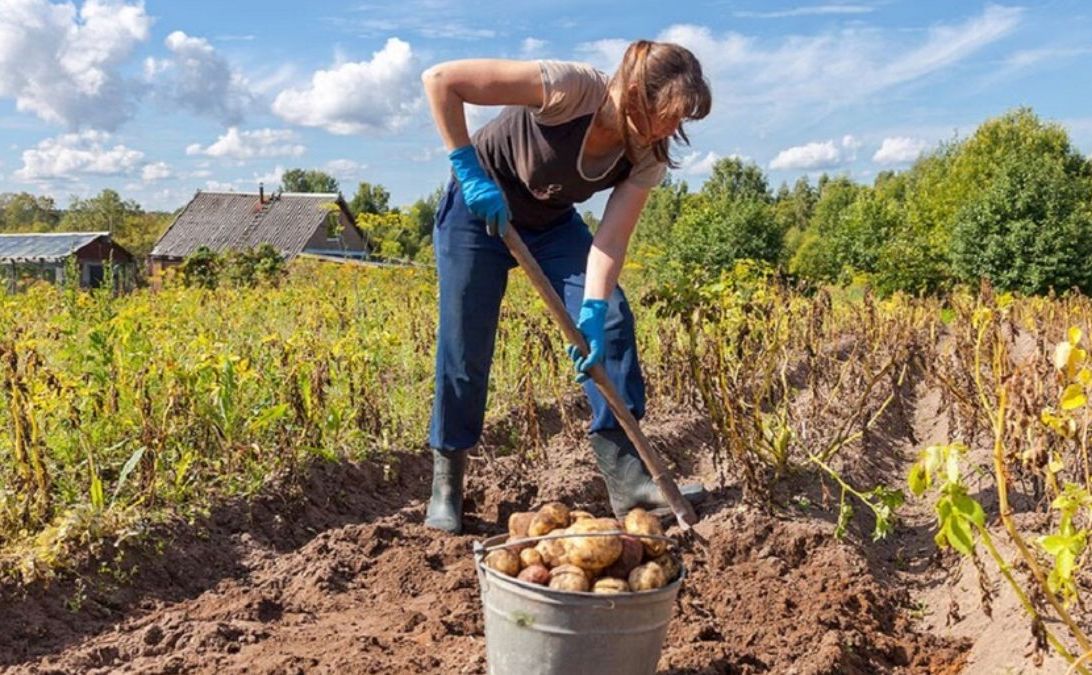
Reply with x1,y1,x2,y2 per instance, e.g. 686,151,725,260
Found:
519,547,544,569
623,508,668,558
628,561,668,591
484,549,520,577
517,564,550,586
592,577,630,594
602,535,644,579
569,510,595,522
529,502,571,537
508,511,535,540
650,554,680,582
548,565,590,593
535,537,570,568
563,518,623,573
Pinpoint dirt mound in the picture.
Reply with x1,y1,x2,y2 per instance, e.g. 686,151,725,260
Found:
3,412,967,674
664,508,967,674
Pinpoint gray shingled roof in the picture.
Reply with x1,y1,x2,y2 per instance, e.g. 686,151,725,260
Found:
151,191,357,260
0,232,111,262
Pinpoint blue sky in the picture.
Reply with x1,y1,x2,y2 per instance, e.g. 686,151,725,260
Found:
0,0,1089,214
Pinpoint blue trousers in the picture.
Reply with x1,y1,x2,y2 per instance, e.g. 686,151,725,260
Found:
429,179,646,453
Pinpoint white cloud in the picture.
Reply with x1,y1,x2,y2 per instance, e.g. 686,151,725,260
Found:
141,161,172,182
521,37,548,57
734,4,875,18
185,128,306,159
769,135,862,170
15,130,144,180
678,150,722,175
465,103,500,134
204,180,236,192
0,0,152,130
574,38,630,71
272,37,420,135
841,134,861,161
253,165,285,188
325,158,365,176
872,136,929,164
769,140,841,170
599,6,1023,131
145,31,254,124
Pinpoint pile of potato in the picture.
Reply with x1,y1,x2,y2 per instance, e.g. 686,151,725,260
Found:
481,502,681,594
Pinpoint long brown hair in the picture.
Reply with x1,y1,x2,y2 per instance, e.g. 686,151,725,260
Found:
610,40,712,168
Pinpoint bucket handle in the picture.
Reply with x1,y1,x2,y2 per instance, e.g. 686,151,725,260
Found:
475,530,676,559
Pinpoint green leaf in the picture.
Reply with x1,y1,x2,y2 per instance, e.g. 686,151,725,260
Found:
872,511,895,541
945,516,975,556
936,495,953,524
952,493,986,529
175,450,195,490
246,403,290,434
1056,550,1076,580
871,485,905,510
112,446,146,504
908,463,929,496
1039,533,1069,556
90,474,105,511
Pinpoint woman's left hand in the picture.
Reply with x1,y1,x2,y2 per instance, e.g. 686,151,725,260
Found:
567,299,608,383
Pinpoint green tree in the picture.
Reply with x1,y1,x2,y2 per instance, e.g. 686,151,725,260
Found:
633,175,688,250
659,158,781,285
788,177,861,282
703,157,770,204
349,182,390,216
60,189,168,259
178,246,220,289
358,210,426,261
0,192,59,232
774,177,817,266
62,189,140,234
282,169,339,194
671,197,781,273
950,154,1092,294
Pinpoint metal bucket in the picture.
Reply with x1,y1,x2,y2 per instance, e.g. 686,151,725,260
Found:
474,533,684,675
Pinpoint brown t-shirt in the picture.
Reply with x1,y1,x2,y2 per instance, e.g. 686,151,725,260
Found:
471,60,666,230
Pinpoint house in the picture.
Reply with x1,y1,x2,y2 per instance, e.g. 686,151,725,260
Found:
148,188,368,277
0,231,136,293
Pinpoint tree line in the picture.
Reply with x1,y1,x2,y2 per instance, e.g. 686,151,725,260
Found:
636,108,1092,297
4,107,1087,296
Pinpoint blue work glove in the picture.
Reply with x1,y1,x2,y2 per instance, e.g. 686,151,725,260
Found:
449,144,509,237
566,298,608,383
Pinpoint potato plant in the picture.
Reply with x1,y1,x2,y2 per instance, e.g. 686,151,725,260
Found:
909,321,1092,671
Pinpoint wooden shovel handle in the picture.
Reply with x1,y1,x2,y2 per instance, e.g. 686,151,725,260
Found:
501,226,698,529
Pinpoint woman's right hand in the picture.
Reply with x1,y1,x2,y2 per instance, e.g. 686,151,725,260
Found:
449,145,509,237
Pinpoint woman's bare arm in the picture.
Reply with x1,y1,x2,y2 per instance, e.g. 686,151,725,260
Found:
584,180,650,300
421,59,544,150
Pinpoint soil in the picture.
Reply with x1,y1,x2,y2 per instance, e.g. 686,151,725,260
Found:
0,393,1057,674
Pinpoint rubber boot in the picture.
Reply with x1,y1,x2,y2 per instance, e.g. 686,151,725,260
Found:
590,428,708,520
425,448,467,534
